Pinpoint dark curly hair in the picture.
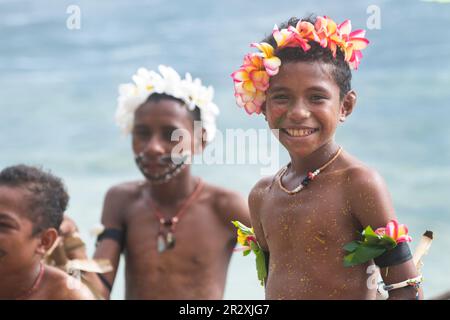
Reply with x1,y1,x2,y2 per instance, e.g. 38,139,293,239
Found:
262,16,352,100
144,93,201,122
0,165,68,235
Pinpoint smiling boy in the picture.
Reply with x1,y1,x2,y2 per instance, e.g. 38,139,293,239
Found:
64,66,250,299
0,165,94,300
232,16,422,300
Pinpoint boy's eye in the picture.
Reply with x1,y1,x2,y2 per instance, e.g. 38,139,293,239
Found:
310,95,327,102
0,222,12,230
272,94,290,102
133,129,151,139
162,128,177,142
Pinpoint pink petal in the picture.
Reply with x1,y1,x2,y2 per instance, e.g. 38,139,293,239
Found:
297,20,315,37
273,26,294,48
349,37,369,50
385,221,396,238
398,224,409,237
349,29,366,38
349,50,363,69
233,246,251,252
253,90,266,106
263,56,281,75
315,16,327,33
325,17,337,34
240,92,255,103
242,80,256,93
244,53,263,69
231,69,249,82
249,70,270,91
396,235,412,243
244,101,259,115
338,19,352,35
251,42,275,59
234,93,245,108
375,227,386,236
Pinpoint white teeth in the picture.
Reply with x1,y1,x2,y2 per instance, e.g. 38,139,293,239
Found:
285,128,316,137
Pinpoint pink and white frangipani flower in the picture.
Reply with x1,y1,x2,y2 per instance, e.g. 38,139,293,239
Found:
375,220,413,244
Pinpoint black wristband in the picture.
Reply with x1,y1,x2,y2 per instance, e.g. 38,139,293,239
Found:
96,228,125,252
96,273,113,292
374,242,412,268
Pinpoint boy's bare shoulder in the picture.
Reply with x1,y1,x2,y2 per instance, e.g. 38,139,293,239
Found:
342,163,388,195
102,181,144,225
202,181,243,210
105,181,143,201
201,181,250,226
44,266,95,300
249,175,276,206
338,155,394,226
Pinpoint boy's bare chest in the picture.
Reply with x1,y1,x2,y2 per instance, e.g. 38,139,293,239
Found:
259,178,357,250
123,199,232,260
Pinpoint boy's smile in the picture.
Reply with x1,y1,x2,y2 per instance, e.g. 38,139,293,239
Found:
281,127,320,138
265,61,347,157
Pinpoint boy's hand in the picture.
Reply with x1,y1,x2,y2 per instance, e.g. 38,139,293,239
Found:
60,214,79,236
59,214,88,260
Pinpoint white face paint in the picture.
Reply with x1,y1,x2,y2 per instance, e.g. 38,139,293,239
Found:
135,152,189,184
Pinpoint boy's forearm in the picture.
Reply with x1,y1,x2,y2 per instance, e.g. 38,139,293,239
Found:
387,287,423,300
65,247,112,299
81,272,112,300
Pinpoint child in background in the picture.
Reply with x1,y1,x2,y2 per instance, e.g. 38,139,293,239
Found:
0,165,94,300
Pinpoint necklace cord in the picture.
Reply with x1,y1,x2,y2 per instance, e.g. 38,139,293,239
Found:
278,147,342,195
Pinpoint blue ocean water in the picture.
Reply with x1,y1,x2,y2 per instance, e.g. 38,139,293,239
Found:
1,0,449,299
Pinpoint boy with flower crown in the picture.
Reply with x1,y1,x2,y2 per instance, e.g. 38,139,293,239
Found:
232,16,423,299
62,66,250,299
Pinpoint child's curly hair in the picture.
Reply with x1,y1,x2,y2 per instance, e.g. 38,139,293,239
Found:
0,165,68,235
263,16,352,100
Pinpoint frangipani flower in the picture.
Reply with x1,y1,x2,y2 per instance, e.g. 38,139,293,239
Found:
344,220,413,267
335,20,369,69
314,16,338,48
231,53,268,114
287,20,318,51
232,220,267,286
116,65,219,142
237,228,257,249
251,42,281,76
375,220,413,244
272,24,295,48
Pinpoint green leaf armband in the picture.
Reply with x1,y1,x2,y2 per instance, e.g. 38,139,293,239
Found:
232,221,267,286
344,220,413,267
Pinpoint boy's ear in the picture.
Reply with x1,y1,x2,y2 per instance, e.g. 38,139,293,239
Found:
193,128,207,155
35,228,58,255
340,90,357,123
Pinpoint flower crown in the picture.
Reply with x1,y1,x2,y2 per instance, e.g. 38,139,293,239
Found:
231,16,369,115
116,65,220,142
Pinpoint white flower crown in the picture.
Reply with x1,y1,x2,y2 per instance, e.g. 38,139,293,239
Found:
115,65,220,142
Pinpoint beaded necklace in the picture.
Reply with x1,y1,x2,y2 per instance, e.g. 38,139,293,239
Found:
15,262,45,300
278,147,342,195
149,178,204,252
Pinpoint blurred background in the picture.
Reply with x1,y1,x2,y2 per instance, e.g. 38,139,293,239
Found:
1,0,449,299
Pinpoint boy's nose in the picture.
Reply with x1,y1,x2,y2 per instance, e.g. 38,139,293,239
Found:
287,103,311,122
144,136,165,156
